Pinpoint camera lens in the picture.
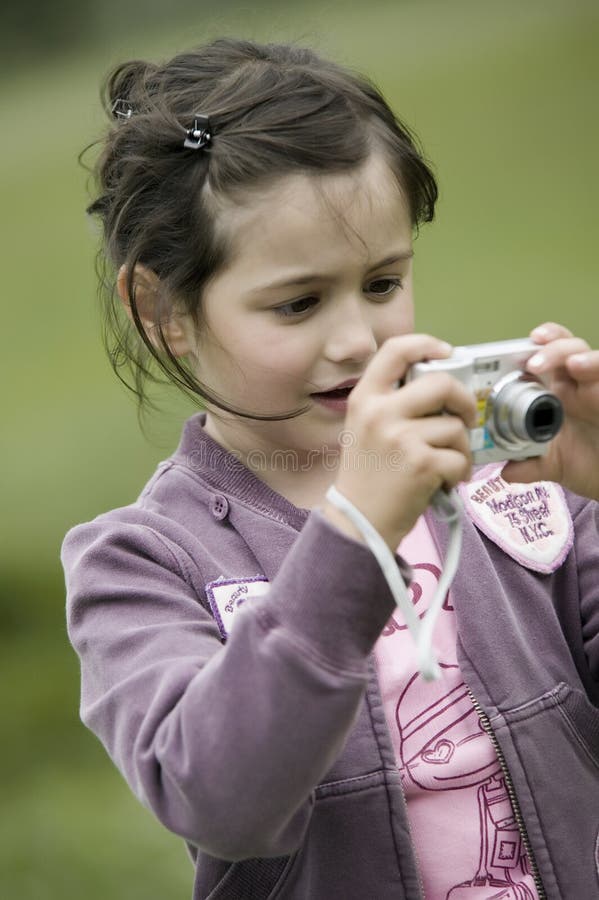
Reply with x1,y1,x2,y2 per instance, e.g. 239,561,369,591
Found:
525,395,563,442
491,377,563,446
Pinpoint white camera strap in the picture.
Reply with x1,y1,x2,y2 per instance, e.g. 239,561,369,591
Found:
325,485,463,680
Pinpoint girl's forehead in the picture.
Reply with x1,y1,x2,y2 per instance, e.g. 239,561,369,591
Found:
216,154,412,265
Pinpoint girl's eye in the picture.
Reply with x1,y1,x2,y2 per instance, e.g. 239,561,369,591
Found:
273,296,319,318
367,277,403,297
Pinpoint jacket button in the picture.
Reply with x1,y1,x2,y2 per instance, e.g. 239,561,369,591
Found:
210,494,229,520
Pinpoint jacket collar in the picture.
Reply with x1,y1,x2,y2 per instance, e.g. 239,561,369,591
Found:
172,413,310,531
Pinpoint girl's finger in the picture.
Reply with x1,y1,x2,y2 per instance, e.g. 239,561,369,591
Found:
392,372,477,428
426,447,473,491
392,444,472,495
530,322,574,344
408,414,473,457
565,349,599,382
358,333,452,394
526,337,590,375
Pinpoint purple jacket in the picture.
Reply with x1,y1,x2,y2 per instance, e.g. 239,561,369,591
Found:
61,413,599,899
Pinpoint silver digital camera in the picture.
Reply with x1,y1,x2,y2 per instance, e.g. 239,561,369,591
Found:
406,337,563,464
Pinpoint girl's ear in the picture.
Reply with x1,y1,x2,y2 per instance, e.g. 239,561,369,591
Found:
117,264,193,357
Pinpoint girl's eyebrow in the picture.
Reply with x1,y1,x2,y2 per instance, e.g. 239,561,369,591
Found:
247,249,414,295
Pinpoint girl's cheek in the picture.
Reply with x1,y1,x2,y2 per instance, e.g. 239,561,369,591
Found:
378,303,414,342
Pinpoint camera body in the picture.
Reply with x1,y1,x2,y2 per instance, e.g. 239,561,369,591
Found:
406,338,563,465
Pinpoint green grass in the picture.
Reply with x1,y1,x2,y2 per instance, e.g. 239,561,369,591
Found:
0,755,192,899
0,630,193,898
3,0,598,896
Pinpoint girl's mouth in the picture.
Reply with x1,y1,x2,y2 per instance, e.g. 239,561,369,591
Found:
311,385,353,410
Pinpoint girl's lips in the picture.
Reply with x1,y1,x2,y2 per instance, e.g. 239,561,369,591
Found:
310,379,358,412
311,391,351,412
312,378,359,394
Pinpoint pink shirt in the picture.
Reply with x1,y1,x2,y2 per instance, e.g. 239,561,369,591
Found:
374,516,539,899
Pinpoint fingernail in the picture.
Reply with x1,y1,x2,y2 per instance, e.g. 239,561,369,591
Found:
528,353,545,369
440,341,453,354
531,326,550,339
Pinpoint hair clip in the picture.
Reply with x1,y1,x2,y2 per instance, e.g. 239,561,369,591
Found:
112,98,134,120
184,114,212,150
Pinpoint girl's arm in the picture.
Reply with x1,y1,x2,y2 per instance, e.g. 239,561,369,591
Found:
572,499,599,681
63,505,403,861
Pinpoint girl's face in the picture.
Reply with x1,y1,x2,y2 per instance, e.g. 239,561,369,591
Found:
185,152,415,463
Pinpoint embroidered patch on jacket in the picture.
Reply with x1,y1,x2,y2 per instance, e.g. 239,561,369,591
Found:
205,576,270,639
458,463,574,574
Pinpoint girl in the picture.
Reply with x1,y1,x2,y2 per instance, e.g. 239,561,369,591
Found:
62,38,599,899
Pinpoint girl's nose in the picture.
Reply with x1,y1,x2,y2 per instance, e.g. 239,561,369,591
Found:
323,297,378,364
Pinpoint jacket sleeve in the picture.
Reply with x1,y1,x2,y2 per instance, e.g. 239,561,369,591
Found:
575,499,599,681
62,508,403,861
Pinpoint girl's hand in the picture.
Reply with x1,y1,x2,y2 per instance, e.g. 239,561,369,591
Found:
502,322,599,500
322,334,477,551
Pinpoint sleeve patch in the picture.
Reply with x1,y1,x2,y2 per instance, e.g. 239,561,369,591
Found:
205,575,270,638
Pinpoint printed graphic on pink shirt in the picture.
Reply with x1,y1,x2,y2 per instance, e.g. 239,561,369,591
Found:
397,665,534,898
375,516,539,900
397,666,499,792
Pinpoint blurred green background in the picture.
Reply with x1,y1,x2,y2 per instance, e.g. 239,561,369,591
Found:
2,0,597,896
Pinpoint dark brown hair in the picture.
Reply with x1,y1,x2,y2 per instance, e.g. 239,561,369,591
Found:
84,37,438,420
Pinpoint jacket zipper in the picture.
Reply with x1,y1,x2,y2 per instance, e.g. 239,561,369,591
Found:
467,688,547,899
